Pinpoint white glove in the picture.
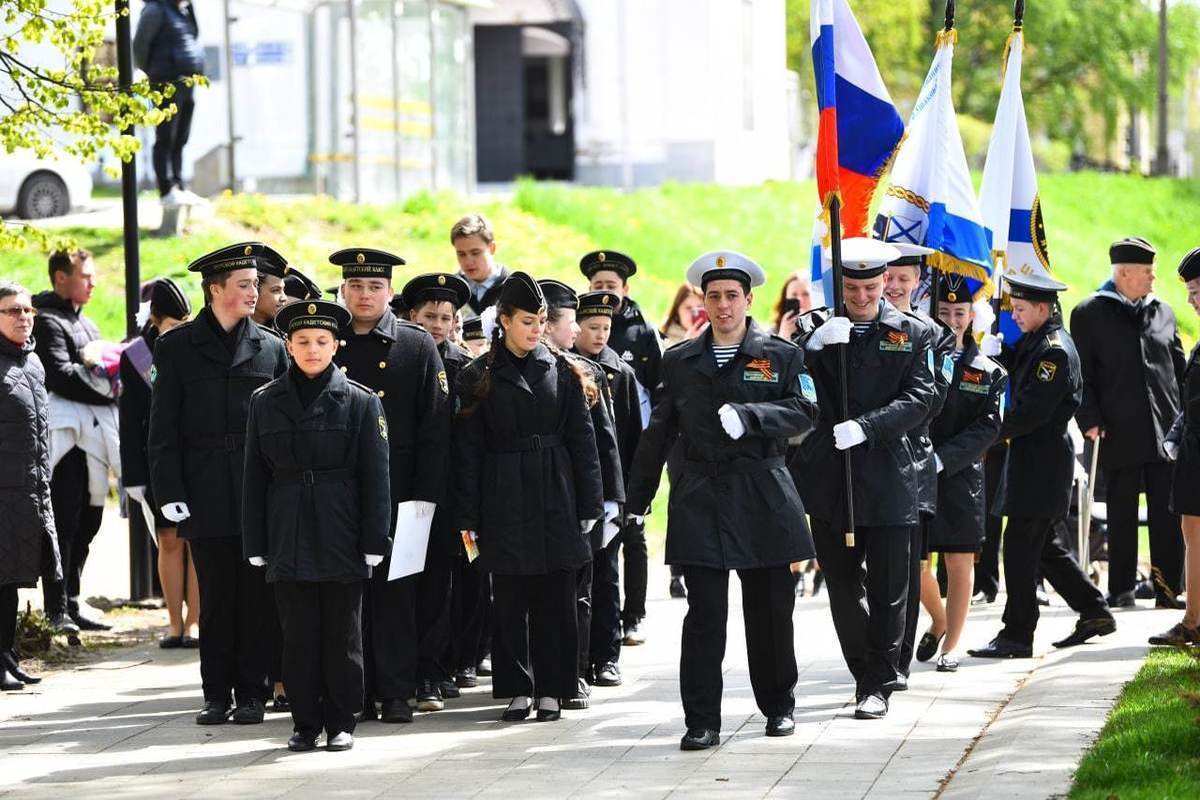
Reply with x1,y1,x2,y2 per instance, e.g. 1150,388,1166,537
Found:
971,300,996,334
627,512,646,525
980,332,1003,357
580,519,597,533
833,420,866,450
1164,440,1179,462
248,556,267,567
806,316,853,352
603,518,620,542
603,500,620,523
718,404,746,440
934,454,944,473
479,305,499,340
364,554,384,567
161,502,190,523
126,485,146,504
413,500,436,517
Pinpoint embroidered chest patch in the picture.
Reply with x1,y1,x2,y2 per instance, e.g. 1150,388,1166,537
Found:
1035,360,1058,382
958,369,990,394
743,358,778,383
879,330,913,352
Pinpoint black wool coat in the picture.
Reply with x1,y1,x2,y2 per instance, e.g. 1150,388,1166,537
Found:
1167,342,1200,516
427,338,471,569
906,310,956,518
992,318,1081,519
0,337,62,586
148,307,290,540
584,345,643,479
1070,289,1185,471
609,296,663,404
453,343,604,576
790,302,938,528
929,338,1007,549
242,366,391,583
626,319,817,569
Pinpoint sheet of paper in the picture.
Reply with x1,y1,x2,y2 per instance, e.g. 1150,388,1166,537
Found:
600,519,620,549
387,501,435,581
135,496,158,548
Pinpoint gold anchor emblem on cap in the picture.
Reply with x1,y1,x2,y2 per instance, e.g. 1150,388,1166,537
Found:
307,303,317,314
244,245,253,256
356,253,365,264
437,275,446,285
602,295,610,305
597,252,606,262
283,265,290,275
716,256,727,268
947,292,957,301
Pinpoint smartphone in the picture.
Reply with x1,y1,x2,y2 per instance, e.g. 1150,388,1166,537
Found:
692,307,708,326
783,298,801,316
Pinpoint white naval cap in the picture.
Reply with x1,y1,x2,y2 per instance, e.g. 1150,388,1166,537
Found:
686,250,767,290
823,237,903,279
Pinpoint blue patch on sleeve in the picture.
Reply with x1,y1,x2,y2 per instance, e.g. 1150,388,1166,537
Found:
799,373,817,402
926,349,935,374
940,354,953,383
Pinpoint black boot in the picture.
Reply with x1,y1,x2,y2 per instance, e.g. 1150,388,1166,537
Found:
2,651,40,684
1,669,24,691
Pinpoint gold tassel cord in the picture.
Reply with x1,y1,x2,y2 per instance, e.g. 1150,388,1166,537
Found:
935,27,958,48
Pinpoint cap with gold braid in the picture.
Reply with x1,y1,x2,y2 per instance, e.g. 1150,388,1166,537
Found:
579,249,637,280
401,272,471,310
577,290,621,318
329,247,406,279
187,242,288,278
685,250,766,290
274,298,352,336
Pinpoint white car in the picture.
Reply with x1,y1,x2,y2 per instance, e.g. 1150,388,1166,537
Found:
0,151,94,219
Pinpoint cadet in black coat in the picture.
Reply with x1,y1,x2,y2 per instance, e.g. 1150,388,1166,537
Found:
330,248,449,725
1071,237,1187,607
969,274,1113,660
790,239,937,720
243,300,390,753
1155,249,1200,647
913,282,1007,671
119,278,198,648
627,252,816,750
454,273,604,722
148,243,291,725
400,272,474,710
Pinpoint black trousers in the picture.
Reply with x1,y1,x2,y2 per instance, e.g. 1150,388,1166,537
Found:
620,518,648,624
275,580,363,739
363,566,417,701
591,538,622,668
152,81,196,196
189,536,273,705
1,583,17,654
1105,461,1182,601
447,554,491,671
974,445,1006,597
491,570,578,700
265,585,283,689
416,567,453,682
679,565,796,732
42,447,104,618
898,520,930,677
999,516,1109,645
812,519,914,697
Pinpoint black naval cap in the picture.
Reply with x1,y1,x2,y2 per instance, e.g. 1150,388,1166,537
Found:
143,277,191,320
1005,271,1068,303
402,273,471,311
188,242,287,278
329,248,406,279
579,250,637,280
937,272,971,304
275,298,352,337
462,316,485,342
283,268,323,301
577,290,621,318
537,279,578,311
1109,237,1156,265
498,272,547,314
1178,248,1200,282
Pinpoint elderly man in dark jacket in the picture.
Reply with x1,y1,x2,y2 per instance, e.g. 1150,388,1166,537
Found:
0,281,63,690
627,251,817,751
1070,237,1187,608
150,243,290,726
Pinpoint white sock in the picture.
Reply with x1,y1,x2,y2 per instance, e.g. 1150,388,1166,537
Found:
507,696,531,711
537,696,560,712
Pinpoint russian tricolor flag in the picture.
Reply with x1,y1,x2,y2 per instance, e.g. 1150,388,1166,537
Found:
810,0,905,238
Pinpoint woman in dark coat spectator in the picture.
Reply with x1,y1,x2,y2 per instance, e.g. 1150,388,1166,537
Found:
119,278,197,648
0,281,63,689
242,299,391,753
454,272,604,722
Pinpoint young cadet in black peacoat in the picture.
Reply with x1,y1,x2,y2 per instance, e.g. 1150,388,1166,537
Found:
148,243,291,726
243,299,391,753
454,272,605,723
626,251,817,751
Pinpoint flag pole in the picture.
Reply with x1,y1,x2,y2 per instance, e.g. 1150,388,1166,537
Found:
990,1,1024,336
828,196,856,549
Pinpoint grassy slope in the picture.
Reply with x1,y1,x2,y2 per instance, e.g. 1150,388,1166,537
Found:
1070,647,1200,800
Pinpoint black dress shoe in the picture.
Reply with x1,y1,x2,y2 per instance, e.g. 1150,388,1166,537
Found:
622,620,645,646
287,733,318,752
439,680,461,699
936,653,959,672
477,656,493,676
272,694,291,713
1,652,39,684
1,669,24,691
1052,616,1116,648
159,635,183,649
195,700,230,725
854,693,888,720
232,698,266,725
1106,590,1136,609
380,698,414,723
326,732,354,751
416,679,444,712
535,698,561,722
765,714,794,737
592,662,622,687
890,674,908,692
916,630,944,663
680,728,719,750
70,611,111,632
1149,622,1200,647
181,635,200,649
971,591,996,606
358,701,378,723
968,637,1033,659
1035,587,1051,607
561,678,591,710
501,697,532,721
455,667,478,688
1155,594,1185,610
47,613,80,635
669,576,687,599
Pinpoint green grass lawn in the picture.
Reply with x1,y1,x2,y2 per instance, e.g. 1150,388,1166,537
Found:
1070,647,1200,800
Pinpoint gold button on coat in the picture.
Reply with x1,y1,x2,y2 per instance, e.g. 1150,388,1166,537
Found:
378,361,387,369
377,390,385,398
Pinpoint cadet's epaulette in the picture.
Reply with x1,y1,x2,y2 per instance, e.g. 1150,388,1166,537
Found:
1045,332,1063,349
156,319,193,340
663,338,690,353
346,377,376,395
255,322,283,339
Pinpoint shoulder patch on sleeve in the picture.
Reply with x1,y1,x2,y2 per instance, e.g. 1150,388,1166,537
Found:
926,349,935,374
1036,360,1058,382
940,354,954,383
798,373,817,402
438,370,449,396
378,415,388,441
